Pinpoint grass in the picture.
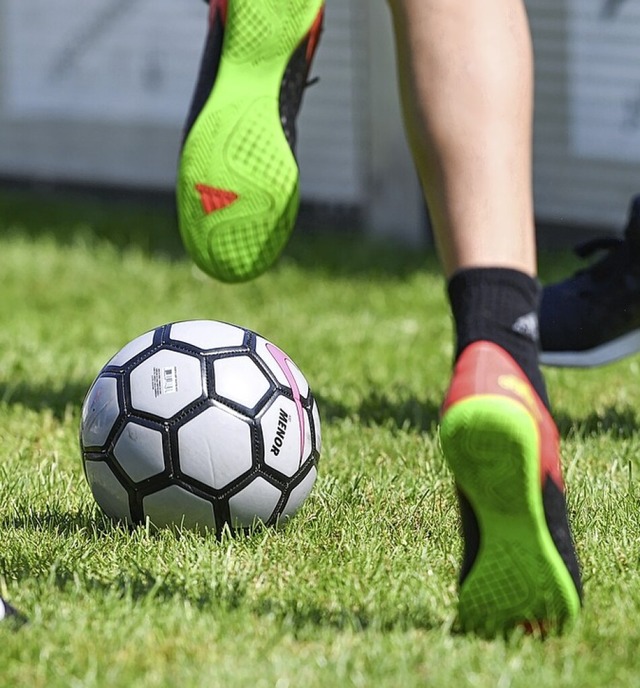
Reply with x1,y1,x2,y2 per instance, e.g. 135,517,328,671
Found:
1,187,640,686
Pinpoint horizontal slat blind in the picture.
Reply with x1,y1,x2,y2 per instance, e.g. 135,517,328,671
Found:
0,0,366,205
527,0,640,231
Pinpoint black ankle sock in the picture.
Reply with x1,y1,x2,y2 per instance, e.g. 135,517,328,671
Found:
447,267,550,410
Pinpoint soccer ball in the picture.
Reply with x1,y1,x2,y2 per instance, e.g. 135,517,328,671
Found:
80,320,321,533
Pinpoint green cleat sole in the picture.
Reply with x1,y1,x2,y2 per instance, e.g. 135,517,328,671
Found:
440,395,581,636
177,0,324,282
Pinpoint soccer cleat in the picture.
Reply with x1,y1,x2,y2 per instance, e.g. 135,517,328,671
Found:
539,194,640,367
439,341,582,636
177,0,325,283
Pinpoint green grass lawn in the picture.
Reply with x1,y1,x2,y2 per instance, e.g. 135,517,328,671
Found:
1,188,640,687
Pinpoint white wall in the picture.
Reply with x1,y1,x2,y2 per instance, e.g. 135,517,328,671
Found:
0,0,370,198
6,1,634,241
528,0,640,230
0,1,205,186
0,0,425,241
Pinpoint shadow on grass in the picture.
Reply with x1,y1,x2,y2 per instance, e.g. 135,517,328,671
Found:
1,507,108,539
0,185,186,259
0,381,89,420
2,372,639,441
252,597,444,634
554,405,640,439
0,375,444,433
285,230,438,280
0,185,443,279
0,183,581,274
316,390,442,434
317,392,640,439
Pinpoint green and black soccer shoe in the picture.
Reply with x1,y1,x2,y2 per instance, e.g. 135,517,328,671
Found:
177,0,324,283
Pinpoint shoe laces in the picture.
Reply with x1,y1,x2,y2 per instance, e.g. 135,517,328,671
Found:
570,197,640,288
279,51,321,153
571,234,640,296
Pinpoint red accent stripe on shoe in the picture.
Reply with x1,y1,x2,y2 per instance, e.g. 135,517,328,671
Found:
195,183,238,214
209,0,228,27
306,7,325,63
442,341,564,490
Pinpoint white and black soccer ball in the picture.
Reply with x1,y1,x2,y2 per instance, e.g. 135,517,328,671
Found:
80,320,321,533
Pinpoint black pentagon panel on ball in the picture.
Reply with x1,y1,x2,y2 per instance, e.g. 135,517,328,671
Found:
309,395,322,456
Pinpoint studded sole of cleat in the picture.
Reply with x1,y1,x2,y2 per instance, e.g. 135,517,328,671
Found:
440,395,581,636
177,0,324,283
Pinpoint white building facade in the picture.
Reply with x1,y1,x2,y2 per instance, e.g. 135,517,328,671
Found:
0,1,638,240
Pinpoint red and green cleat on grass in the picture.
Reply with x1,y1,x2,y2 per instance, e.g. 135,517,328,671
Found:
439,341,582,636
177,0,324,283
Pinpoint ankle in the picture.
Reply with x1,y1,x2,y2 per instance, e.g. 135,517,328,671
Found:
447,267,549,409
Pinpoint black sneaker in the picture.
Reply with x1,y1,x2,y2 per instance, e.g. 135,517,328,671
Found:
539,195,640,367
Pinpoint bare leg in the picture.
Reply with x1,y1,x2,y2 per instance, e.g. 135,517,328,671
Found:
387,0,536,278
386,0,582,634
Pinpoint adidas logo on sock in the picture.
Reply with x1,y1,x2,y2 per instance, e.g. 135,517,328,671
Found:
512,311,539,342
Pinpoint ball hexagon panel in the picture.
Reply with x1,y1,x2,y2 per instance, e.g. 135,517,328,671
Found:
113,422,166,483
213,355,271,410
261,396,308,477
280,467,318,521
81,375,121,449
107,330,155,367
129,349,204,419
177,406,253,489
84,460,132,522
255,337,310,399
169,320,246,350
143,485,216,531
228,477,282,528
